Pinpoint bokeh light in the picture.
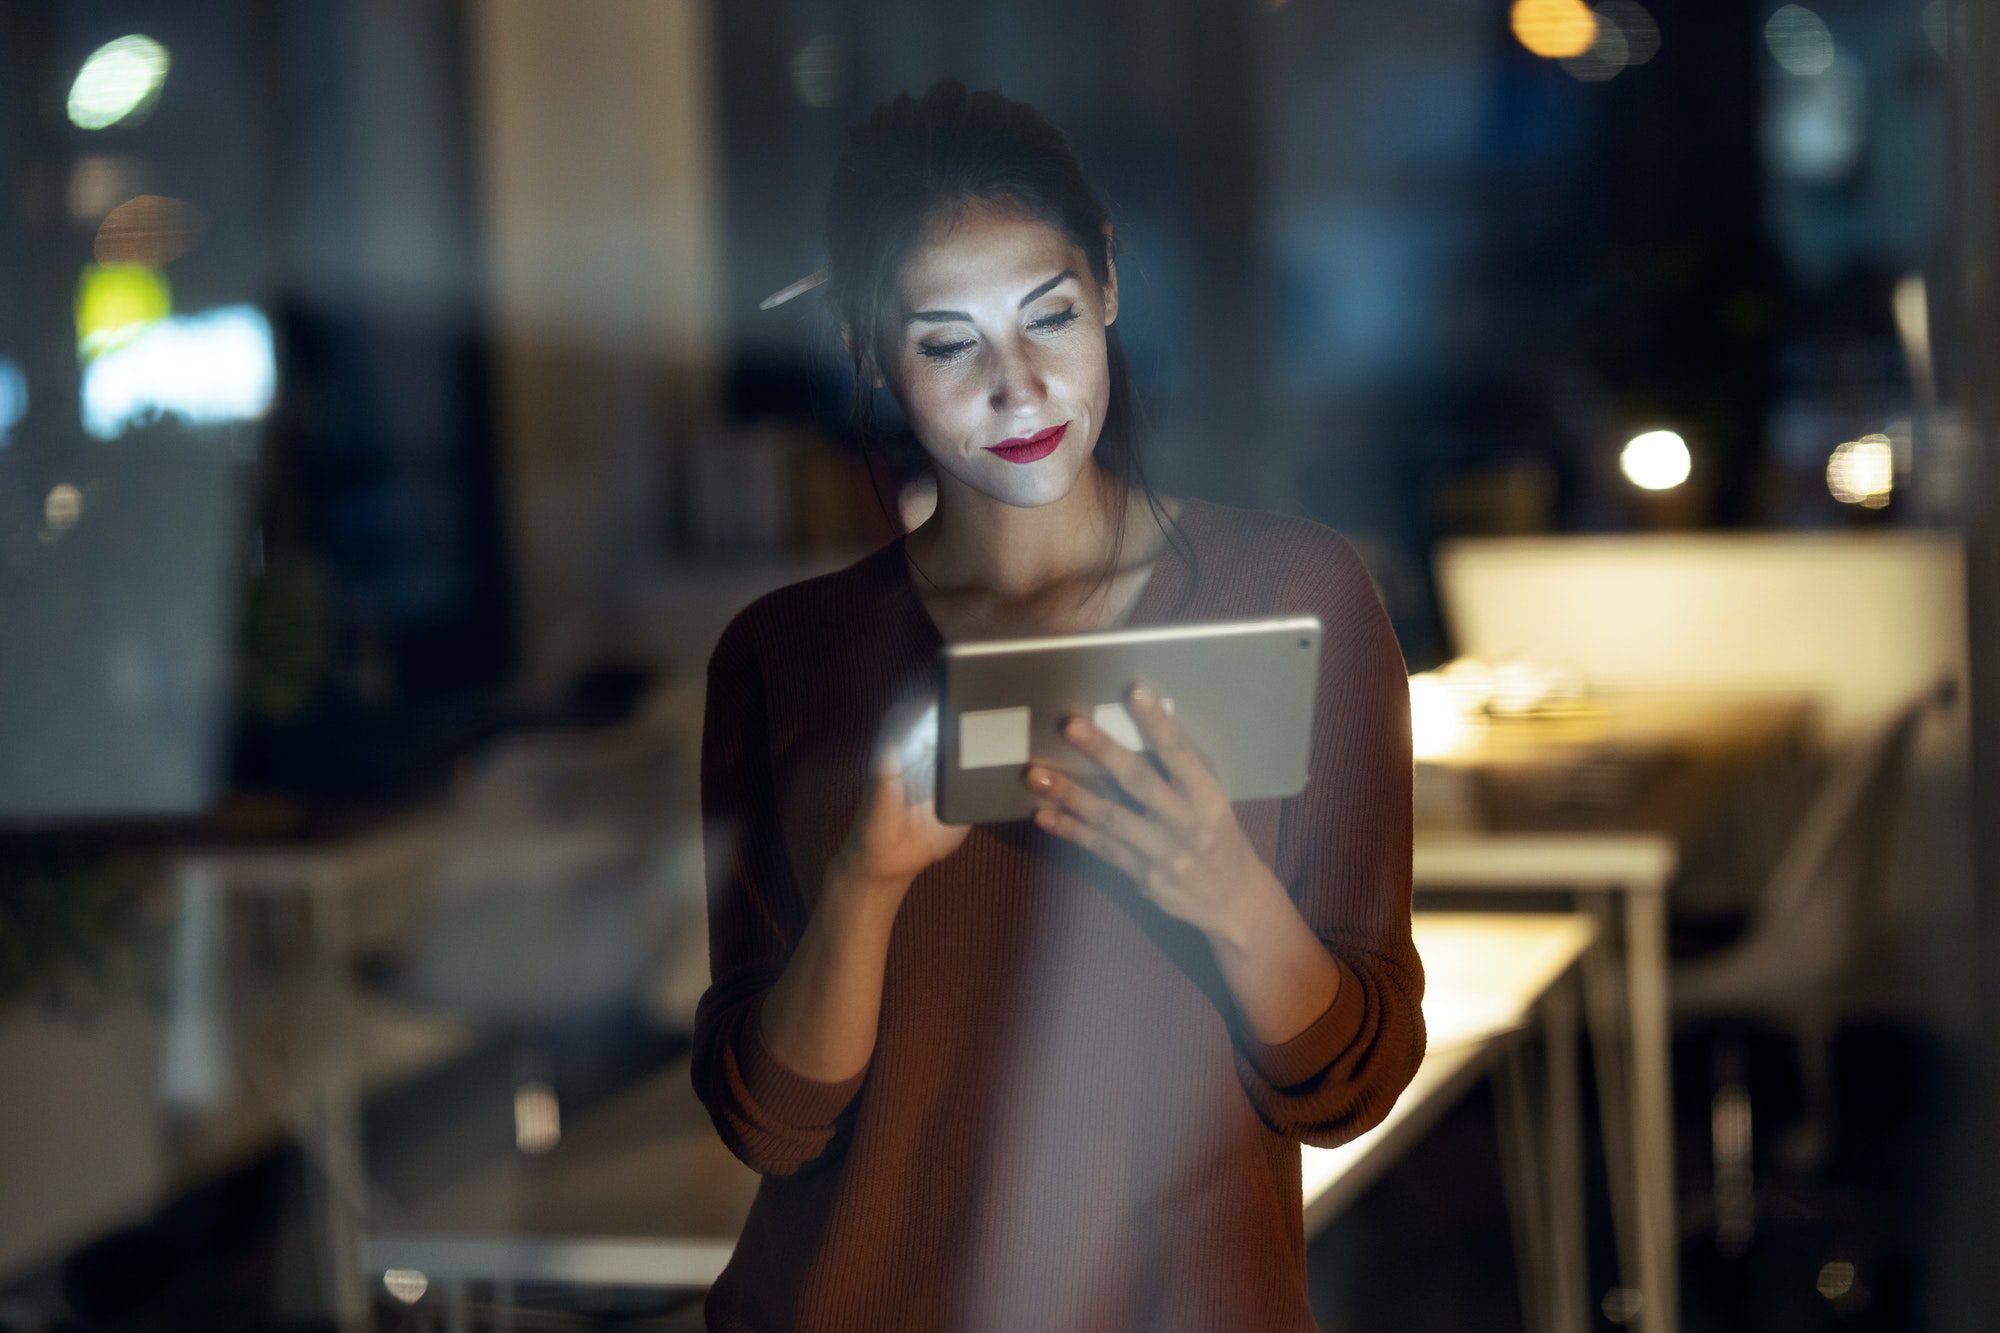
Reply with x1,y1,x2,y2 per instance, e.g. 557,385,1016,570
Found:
43,483,84,534
0,357,26,447
1766,48,1866,182
791,35,842,108
1562,9,1632,82
1597,0,1661,65
514,1081,562,1155
1620,429,1692,490
382,1269,429,1305
1511,0,1598,59
67,35,171,131
1817,1260,1858,1301
80,304,277,440
94,194,202,268
66,154,148,224
75,264,171,358
1764,4,1836,76
1826,434,1894,508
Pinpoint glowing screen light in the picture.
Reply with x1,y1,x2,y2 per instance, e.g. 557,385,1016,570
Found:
76,264,171,358
0,358,25,447
68,35,171,131
1826,435,1893,508
1511,0,1598,59
80,304,277,441
1620,429,1692,490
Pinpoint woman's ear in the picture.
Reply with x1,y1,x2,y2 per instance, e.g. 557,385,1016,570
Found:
1100,222,1119,328
838,322,889,389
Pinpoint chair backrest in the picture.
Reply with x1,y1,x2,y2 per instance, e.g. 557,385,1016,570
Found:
1747,678,1956,951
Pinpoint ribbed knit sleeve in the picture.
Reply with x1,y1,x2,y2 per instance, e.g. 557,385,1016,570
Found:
690,609,869,1176
1226,526,1427,1149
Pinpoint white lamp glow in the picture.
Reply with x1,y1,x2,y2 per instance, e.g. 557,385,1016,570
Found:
1620,429,1692,490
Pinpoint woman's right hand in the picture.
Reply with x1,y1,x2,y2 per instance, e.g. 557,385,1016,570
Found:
829,698,971,901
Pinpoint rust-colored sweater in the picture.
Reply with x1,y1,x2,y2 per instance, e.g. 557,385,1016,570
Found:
692,496,1425,1332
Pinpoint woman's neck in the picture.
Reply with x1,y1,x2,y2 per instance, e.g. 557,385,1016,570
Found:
905,464,1162,601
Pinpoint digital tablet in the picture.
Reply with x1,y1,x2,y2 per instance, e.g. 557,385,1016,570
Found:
935,614,1323,825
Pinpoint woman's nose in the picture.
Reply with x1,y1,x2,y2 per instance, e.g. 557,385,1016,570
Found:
987,343,1047,412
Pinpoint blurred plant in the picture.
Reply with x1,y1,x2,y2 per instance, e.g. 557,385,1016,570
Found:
0,846,165,1018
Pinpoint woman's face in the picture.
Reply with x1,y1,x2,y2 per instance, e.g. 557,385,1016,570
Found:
875,202,1118,510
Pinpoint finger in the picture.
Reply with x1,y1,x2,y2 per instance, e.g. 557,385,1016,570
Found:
1056,711,1195,825
1034,803,1147,880
1123,681,1226,803
1032,765,1183,869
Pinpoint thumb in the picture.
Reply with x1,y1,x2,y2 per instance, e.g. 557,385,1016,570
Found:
871,694,939,804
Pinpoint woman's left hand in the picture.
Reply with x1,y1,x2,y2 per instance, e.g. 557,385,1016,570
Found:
1022,680,1265,931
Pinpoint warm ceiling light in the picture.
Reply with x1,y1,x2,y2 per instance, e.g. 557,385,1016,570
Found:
1512,0,1599,59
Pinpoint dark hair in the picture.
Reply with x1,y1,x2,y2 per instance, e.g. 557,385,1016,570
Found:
821,76,1194,610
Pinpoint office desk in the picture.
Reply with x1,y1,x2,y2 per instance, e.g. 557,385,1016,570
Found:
361,912,1600,1330
1413,689,1821,1333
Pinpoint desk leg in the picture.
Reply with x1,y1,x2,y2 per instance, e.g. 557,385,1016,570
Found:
1544,975,1589,1333
1495,971,1591,1333
1495,1043,1551,1331
160,863,232,1114
297,873,370,1332
1626,888,1681,1333
1580,900,1638,1305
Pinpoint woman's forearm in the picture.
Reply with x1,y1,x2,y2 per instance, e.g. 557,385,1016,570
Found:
754,867,910,1084
1199,864,1344,1047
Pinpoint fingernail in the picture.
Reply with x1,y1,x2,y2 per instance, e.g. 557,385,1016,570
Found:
1062,716,1088,740
1023,766,1053,791
1129,683,1153,707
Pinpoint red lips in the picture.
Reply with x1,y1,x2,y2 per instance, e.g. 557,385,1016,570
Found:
986,421,1067,463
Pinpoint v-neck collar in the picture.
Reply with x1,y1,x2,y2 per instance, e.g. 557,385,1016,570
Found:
887,496,1205,650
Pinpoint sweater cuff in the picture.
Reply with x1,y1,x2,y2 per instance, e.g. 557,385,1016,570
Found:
738,991,870,1126
1238,954,1368,1088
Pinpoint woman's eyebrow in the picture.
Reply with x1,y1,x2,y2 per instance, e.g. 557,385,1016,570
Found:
904,269,1077,325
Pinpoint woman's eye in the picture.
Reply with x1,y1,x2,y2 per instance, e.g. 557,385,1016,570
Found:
918,309,1076,362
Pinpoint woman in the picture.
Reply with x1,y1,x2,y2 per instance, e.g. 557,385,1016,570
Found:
691,78,1424,1332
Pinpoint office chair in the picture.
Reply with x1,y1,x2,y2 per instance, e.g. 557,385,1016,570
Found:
1671,676,1957,1253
